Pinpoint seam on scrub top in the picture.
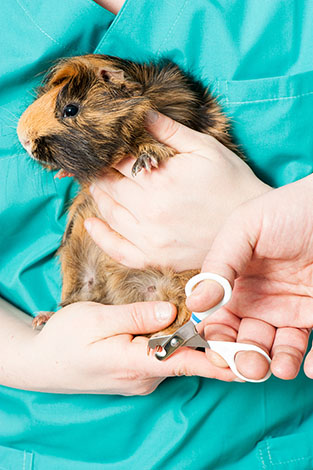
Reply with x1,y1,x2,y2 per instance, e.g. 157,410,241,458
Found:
94,0,131,53
270,456,309,466
258,447,267,469
226,90,313,105
267,441,310,467
15,0,60,45
258,442,312,468
266,441,273,466
156,0,190,58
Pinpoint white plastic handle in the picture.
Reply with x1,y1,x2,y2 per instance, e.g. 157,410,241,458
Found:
208,340,272,383
185,273,272,383
185,272,232,322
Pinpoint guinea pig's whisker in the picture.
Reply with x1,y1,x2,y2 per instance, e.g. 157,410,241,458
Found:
3,117,19,127
0,107,20,121
5,118,19,126
27,90,37,99
24,157,49,177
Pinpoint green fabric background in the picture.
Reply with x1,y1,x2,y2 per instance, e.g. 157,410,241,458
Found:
1,0,313,468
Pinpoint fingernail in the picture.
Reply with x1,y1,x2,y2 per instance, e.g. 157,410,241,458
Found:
155,303,173,323
89,184,95,195
146,110,159,125
189,282,205,298
234,378,246,383
84,220,92,233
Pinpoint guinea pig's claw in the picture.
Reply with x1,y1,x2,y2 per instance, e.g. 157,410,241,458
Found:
132,153,159,177
146,344,163,357
32,311,54,329
54,169,75,179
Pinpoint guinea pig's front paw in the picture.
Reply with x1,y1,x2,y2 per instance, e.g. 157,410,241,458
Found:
131,142,174,177
131,152,159,176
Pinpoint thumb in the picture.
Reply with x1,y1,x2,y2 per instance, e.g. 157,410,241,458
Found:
145,111,209,154
186,204,260,313
102,301,177,337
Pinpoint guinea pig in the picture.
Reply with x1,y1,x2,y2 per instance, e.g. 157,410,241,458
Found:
17,54,239,335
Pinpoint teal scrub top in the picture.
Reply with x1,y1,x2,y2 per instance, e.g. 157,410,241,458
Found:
1,1,313,469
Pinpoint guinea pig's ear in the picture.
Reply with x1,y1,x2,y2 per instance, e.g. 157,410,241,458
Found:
98,68,125,82
43,62,78,91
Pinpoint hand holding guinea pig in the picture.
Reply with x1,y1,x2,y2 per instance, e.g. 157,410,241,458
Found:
85,111,271,272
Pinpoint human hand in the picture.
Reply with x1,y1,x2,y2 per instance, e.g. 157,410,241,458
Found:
23,301,236,394
187,175,313,380
85,112,270,272
93,0,125,14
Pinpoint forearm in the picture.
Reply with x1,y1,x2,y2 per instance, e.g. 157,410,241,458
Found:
0,298,36,390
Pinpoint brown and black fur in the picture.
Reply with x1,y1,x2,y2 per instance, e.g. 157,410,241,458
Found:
17,54,238,335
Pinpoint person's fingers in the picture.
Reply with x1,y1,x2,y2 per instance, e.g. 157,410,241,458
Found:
271,327,309,380
186,205,261,313
91,329,236,389
186,279,225,313
113,157,140,179
126,336,236,381
84,217,146,269
86,301,236,382
201,309,240,368
90,301,178,338
90,183,138,227
145,111,213,154
233,318,274,381
202,308,241,335
226,280,313,328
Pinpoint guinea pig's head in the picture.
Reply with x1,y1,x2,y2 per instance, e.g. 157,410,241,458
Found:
17,55,146,182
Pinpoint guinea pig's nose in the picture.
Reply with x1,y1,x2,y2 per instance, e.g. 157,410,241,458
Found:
20,137,31,152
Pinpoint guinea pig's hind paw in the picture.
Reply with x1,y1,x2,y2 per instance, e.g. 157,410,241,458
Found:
32,311,54,329
54,169,75,179
131,153,159,177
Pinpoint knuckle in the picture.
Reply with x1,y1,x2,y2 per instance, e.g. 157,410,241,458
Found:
129,305,146,332
161,117,181,142
123,368,142,382
173,363,191,377
120,374,156,395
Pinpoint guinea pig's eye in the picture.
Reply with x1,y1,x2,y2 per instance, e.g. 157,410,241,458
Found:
62,104,79,118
